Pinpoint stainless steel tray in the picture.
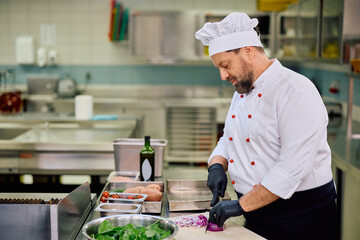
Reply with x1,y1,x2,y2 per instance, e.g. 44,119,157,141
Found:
167,179,231,212
108,192,148,203
103,181,164,214
95,203,142,217
107,171,140,185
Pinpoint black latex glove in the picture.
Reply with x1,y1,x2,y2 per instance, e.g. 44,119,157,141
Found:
209,200,244,227
207,163,227,207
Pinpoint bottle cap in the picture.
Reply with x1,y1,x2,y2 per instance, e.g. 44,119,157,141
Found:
145,136,150,141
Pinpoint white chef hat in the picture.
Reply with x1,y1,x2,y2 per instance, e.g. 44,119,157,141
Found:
195,13,263,57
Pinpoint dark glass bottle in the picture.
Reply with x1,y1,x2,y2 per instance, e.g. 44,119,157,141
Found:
140,136,155,181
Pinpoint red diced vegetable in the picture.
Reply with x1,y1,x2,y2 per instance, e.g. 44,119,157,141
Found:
103,191,109,198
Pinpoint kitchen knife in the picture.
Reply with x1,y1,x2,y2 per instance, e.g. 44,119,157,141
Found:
205,218,210,233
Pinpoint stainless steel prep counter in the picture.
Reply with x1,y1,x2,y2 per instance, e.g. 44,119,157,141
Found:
74,165,247,240
0,113,142,175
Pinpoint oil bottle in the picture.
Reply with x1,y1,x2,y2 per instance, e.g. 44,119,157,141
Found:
140,136,155,181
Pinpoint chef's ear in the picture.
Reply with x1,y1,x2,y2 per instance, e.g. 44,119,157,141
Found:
243,46,255,60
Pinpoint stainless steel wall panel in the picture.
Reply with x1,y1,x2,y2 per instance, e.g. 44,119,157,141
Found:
131,11,199,61
0,205,52,240
0,183,94,240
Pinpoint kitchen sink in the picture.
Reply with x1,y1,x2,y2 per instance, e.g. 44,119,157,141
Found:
0,128,30,140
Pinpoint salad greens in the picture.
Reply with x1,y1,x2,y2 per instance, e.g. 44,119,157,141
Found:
91,219,171,240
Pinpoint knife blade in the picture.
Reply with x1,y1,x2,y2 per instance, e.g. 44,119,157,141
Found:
205,222,209,233
205,217,210,233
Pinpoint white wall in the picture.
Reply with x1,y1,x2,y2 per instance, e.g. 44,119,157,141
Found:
0,0,257,66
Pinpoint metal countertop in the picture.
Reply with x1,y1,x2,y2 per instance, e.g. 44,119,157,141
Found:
0,113,141,175
327,118,360,175
0,113,139,151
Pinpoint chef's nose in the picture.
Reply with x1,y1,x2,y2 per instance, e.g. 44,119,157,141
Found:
219,68,229,81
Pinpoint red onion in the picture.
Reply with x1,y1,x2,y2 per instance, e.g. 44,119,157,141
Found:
173,214,208,228
207,222,226,232
196,214,208,226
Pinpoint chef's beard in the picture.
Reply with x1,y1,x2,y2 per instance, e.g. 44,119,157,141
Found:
230,59,254,94
232,72,253,94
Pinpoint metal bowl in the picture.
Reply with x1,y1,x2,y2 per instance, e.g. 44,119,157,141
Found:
82,214,178,240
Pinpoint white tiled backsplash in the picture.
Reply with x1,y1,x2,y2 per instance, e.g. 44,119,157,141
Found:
0,0,257,66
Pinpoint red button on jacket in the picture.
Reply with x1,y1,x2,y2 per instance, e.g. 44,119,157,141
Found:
248,114,252,118
251,161,255,165
231,180,235,184
229,137,233,141
232,115,235,118
258,93,262,97
240,95,244,98
230,159,234,163
246,138,250,142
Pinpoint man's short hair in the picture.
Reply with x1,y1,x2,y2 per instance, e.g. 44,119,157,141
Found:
226,27,264,54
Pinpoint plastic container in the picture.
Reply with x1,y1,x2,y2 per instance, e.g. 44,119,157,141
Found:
113,138,167,177
351,59,360,73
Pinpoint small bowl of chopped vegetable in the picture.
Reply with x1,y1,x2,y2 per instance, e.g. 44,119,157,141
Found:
82,214,178,240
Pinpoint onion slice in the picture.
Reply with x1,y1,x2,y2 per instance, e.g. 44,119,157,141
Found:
207,222,226,232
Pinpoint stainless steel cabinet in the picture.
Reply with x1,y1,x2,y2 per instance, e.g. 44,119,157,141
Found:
277,12,317,59
275,0,343,61
322,0,343,59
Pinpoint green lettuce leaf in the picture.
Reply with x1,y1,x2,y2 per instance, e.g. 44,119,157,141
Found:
95,219,171,240
98,220,115,234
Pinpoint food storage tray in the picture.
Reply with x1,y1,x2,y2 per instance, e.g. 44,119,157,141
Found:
107,171,140,189
108,192,148,203
95,203,142,217
167,179,231,211
102,181,164,214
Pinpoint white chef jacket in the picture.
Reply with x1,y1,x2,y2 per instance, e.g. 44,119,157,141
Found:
209,59,333,199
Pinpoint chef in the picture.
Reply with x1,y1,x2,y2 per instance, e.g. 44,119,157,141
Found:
195,13,337,240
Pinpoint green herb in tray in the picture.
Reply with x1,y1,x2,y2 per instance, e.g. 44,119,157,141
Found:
111,188,126,193
91,219,171,240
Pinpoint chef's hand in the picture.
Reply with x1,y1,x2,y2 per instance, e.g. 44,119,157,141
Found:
209,200,244,227
207,163,227,207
